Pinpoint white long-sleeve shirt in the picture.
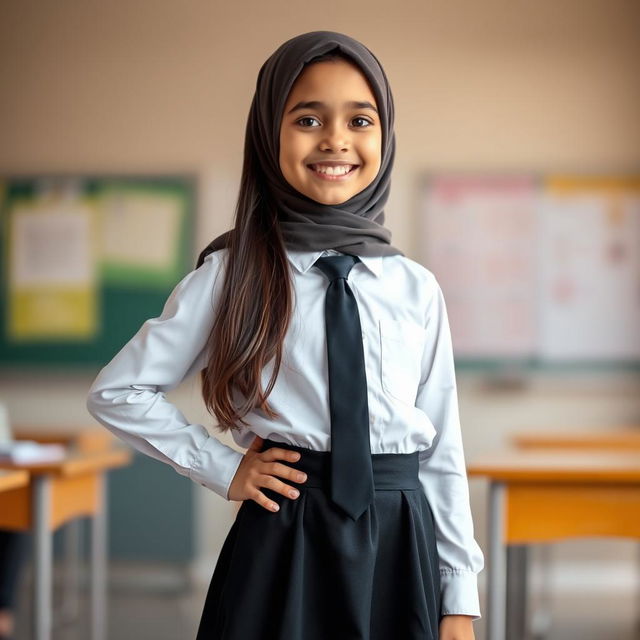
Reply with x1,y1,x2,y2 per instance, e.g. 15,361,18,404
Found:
86,246,485,619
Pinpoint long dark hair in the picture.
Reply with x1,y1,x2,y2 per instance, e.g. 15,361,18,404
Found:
200,49,352,434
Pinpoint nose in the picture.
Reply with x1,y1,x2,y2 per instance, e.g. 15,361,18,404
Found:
320,121,350,152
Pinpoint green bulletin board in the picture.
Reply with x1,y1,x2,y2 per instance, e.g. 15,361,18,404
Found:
0,174,198,563
0,174,195,368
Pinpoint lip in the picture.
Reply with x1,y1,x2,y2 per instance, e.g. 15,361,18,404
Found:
306,164,359,182
308,160,359,167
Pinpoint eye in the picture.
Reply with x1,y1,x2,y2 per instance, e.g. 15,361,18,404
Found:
352,117,373,128
297,116,321,127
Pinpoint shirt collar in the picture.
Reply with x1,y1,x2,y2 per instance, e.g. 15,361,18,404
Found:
286,248,383,278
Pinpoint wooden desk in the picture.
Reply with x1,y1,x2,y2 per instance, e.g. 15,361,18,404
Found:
0,468,29,492
511,427,640,451
507,427,640,637
468,449,640,640
0,428,131,640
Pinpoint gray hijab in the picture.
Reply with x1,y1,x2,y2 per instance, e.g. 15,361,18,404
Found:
198,30,403,267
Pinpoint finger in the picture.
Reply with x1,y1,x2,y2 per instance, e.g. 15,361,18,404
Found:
260,473,301,500
261,446,301,464
252,488,281,512
262,461,307,484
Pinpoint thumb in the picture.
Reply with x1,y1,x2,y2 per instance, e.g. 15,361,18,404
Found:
248,434,264,451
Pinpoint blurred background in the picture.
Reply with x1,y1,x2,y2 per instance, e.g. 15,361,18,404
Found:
0,1,639,639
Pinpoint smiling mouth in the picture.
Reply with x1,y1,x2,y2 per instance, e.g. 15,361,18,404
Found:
306,164,359,181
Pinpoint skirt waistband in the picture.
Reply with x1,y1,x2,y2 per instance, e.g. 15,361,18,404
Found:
260,438,421,491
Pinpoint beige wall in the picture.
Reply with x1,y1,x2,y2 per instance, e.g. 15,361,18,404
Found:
1,0,639,613
2,0,639,253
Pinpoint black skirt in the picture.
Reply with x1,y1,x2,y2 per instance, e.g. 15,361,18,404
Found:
196,438,442,640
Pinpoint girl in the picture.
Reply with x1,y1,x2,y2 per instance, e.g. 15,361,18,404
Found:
86,30,484,640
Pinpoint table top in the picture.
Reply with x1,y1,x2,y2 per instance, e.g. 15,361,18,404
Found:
510,426,640,450
13,425,115,452
0,425,132,476
0,468,29,492
0,439,133,476
467,448,640,483
0,445,132,477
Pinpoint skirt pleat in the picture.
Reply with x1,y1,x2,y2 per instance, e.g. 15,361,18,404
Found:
196,438,442,640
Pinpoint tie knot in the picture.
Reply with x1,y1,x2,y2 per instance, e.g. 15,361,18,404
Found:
313,254,359,282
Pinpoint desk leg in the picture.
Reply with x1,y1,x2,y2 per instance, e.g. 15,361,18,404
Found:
32,475,52,640
487,481,507,640
90,473,107,640
506,545,529,639
636,543,640,633
530,544,553,638
61,519,81,623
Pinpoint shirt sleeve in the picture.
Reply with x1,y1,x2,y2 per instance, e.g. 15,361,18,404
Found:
86,251,244,501
414,275,485,620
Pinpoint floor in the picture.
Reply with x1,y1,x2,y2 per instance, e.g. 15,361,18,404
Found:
11,570,640,639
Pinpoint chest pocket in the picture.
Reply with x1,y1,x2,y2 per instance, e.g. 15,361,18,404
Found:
378,318,427,405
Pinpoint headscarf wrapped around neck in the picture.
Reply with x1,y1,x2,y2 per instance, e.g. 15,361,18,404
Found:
198,30,403,267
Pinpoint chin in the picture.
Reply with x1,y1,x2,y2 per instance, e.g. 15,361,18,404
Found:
304,186,357,205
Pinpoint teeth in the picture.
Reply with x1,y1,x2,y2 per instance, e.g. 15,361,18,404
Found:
311,164,353,176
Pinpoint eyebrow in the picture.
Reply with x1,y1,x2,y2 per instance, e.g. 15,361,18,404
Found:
286,100,379,115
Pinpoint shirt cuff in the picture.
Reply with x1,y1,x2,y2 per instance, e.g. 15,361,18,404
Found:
189,434,244,500
440,569,482,621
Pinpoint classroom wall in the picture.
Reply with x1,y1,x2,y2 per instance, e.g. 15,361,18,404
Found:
1,0,639,600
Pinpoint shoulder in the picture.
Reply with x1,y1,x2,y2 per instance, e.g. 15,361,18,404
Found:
380,255,445,326
197,246,229,271
382,253,439,292
192,247,230,286
167,247,230,304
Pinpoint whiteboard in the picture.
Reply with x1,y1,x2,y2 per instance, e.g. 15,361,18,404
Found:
418,174,640,363
538,177,640,361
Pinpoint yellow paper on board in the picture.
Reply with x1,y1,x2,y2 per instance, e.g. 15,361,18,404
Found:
95,183,186,288
7,196,98,341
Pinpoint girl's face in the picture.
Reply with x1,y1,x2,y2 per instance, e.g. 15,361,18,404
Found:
279,59,382,206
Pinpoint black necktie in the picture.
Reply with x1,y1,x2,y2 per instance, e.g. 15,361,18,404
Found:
313,254,375,521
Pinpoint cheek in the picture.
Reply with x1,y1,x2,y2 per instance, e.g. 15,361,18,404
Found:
362,135,381,164
278,134,304,189
279,128,295,168
280,133,301,169
362,137,382,177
